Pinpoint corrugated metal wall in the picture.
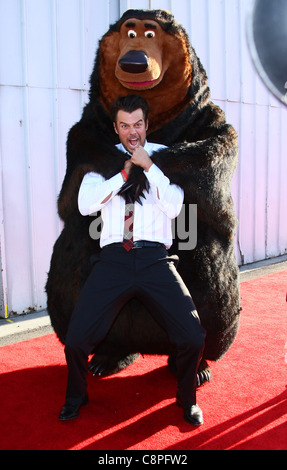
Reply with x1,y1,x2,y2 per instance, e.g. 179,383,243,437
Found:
0,0,286,316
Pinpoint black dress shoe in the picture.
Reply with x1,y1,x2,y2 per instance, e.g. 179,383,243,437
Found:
176,397,203,426
58,395,89,421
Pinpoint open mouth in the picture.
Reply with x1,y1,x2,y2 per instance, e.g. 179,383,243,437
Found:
128,138,139,149
123,80,157,87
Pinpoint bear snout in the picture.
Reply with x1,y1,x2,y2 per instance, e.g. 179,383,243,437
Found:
119,50,148,74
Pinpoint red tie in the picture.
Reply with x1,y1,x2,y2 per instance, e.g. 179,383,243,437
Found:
123,202,134,251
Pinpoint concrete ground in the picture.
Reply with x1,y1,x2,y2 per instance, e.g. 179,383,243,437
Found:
0,254,286,347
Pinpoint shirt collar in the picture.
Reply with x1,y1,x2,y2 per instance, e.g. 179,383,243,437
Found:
117,140,148,156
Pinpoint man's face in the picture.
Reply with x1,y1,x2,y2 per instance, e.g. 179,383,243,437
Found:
113,108,148,154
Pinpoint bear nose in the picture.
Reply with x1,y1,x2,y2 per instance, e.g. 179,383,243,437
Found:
119,50,148,74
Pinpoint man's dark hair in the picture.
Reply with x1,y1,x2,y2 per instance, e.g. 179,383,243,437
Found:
111,94,149,123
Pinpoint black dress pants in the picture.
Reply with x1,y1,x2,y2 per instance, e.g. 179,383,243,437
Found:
64,245,206,407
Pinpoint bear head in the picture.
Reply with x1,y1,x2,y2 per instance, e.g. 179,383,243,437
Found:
90,9,208,133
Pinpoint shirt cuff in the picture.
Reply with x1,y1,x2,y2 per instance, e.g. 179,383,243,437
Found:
108,172,125,192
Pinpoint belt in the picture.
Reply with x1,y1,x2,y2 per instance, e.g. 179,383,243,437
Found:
104,241,165,249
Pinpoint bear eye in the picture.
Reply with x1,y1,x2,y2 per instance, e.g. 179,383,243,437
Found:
128,30,137,38
145,31,155,38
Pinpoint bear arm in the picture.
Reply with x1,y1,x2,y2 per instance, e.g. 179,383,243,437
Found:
57,164,98,221
151,126,238,238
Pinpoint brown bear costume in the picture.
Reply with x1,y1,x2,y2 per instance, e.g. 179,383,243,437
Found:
46,9,241,385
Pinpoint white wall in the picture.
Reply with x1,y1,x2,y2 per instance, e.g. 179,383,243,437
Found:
0,0,286,316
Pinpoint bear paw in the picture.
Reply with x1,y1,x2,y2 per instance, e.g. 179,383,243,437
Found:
197,360,212,387
88,353,140,377
168,355,212,388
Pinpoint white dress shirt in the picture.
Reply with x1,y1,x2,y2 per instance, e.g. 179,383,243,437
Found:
78,141,184,248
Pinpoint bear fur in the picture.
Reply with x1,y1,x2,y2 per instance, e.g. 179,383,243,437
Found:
46,9,241,384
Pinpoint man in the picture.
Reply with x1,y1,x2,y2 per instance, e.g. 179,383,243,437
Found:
59,95,206,426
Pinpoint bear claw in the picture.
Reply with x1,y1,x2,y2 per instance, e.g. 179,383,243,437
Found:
197,369,212,387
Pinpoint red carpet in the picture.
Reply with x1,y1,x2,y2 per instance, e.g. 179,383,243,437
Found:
0,270,286,450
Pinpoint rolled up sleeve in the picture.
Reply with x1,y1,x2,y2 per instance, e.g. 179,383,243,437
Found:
78,172,123,215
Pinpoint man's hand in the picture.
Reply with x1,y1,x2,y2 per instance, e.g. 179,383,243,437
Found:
124,159,133,177
131,146,153,172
